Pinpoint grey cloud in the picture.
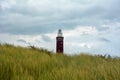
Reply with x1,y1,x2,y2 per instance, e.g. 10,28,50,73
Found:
42,35,51,42
17,39,27,44
0,0,120,35
116,26,120,30
99,38,111,43
35,40,41,43
97,26,110,31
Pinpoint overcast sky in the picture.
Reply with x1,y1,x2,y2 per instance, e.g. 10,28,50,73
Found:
0,0,120,56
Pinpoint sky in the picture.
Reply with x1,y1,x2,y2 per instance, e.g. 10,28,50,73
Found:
0,0,120,56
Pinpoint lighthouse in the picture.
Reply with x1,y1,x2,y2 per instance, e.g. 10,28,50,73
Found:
56,29,64,53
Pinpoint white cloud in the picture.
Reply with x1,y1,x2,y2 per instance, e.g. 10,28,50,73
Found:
0,33,55,51
64,26,98,37
0,0,16,10
0,0,120,56
0,22,120,56
70,42,94,49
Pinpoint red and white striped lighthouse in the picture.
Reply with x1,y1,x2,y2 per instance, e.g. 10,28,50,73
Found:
56,29,64,53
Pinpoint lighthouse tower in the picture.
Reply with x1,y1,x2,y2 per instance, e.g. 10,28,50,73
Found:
56,29,64,53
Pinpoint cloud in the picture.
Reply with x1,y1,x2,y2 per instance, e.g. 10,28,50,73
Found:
0,0,120,34
64,26,98,38
17,39,27,44
70,42,94,49
41,35,52,42
99,37,111,43
0,0,120,56
0,0,16,10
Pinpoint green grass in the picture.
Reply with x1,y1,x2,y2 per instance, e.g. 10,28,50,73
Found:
0,44,120,80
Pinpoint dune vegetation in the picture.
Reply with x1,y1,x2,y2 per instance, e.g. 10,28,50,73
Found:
0,44,120,80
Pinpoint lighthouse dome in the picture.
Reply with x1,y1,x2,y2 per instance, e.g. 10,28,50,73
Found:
57,29,62,37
